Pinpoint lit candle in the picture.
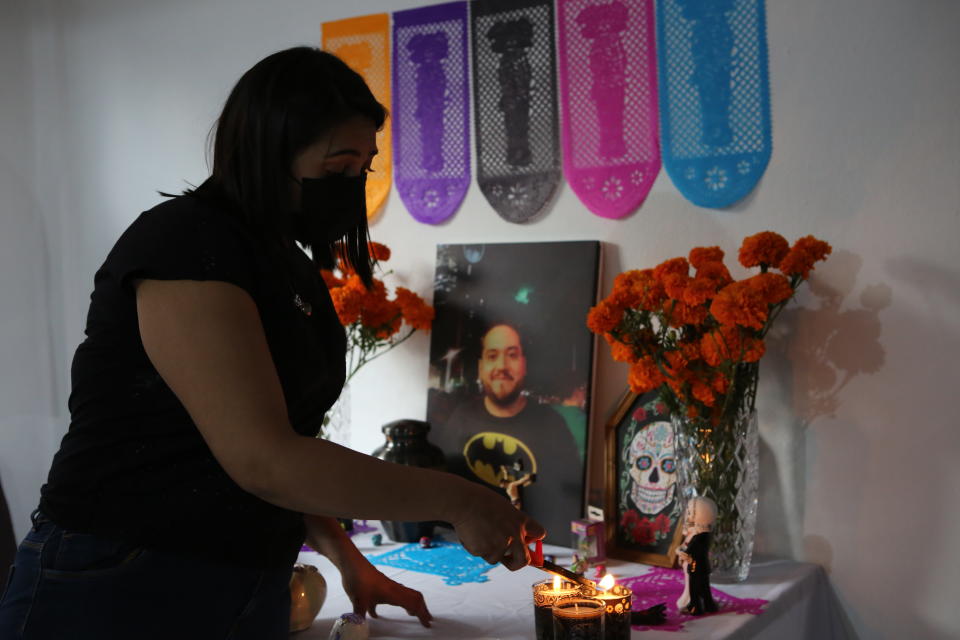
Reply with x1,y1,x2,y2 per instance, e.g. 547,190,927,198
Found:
552,595,605,640
586,574,633,640
533,576,579,640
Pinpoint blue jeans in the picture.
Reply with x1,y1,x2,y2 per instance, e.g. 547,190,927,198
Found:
0,512,292,639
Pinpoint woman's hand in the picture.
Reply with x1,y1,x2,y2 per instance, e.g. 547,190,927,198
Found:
446,479,546,571
304,515,431,627
339,555,432,627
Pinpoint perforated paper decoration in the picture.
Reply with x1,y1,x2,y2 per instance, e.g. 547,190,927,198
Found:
656,0,772,208
393,2,470,224
471,0,562,223
366,541,495,585
557,0,660,219
322,14,392,221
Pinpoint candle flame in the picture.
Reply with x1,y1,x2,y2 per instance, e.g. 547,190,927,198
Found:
598,573,616,590
553,575,561,590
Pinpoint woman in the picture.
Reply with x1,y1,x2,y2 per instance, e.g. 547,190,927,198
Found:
0,47,544,639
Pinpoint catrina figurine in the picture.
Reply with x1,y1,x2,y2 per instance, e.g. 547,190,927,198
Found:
676,496,718,615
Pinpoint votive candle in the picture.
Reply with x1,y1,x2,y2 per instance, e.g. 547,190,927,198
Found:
552,595,605,640
589,584,633,640
532,578,579,640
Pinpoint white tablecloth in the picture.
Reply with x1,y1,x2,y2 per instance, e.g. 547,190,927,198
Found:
293,528,850,640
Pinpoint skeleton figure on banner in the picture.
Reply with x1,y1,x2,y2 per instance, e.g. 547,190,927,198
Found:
677,0,736,147
408,31,449,172
487,18,535,167
577,0,630,159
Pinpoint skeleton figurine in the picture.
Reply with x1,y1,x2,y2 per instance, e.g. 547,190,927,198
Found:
498,458,535,510
675,496,718,615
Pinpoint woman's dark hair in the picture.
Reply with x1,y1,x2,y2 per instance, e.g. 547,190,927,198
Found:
192,46,386,286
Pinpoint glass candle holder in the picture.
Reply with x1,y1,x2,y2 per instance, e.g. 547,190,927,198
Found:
582,585,633,640
532,578,580,640
552,595,605,640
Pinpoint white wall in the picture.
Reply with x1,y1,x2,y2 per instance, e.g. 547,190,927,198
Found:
1,0,957,637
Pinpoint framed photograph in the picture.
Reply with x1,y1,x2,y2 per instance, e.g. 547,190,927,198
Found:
426,241,601,545
604,389,685,567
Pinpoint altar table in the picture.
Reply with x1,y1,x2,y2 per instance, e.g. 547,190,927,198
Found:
293,528,850,640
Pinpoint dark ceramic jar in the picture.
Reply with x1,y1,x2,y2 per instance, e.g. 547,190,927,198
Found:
371,419,446,542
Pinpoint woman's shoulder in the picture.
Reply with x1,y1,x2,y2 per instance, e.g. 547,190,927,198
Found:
99,194,263,291
115,194,257,254
135,193,246,233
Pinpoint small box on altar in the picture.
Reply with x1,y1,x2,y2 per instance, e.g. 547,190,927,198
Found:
570,518,605,566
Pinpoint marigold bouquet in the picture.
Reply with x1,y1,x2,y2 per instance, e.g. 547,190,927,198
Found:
321,242,435,385
588,232,832,424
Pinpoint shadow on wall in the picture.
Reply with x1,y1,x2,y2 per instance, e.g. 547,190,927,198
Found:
755,249,890,562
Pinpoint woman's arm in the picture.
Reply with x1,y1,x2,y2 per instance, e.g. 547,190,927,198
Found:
304,515,431,626
136,279,541,568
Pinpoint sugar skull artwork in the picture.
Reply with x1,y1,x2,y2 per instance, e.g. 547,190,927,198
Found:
615,392,683,562
627,420,677,515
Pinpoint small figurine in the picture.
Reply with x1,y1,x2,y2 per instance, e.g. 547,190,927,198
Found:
419,536,433,549
569,553,587,575
498,458,536,510
592,564,606,580
329,612,369,640
571,518,606,566
675,496,718,615
371,533,383,547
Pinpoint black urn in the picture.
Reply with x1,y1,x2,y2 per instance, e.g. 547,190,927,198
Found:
371,419,447,543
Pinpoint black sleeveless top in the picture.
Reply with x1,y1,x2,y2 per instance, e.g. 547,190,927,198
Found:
39,194,346,568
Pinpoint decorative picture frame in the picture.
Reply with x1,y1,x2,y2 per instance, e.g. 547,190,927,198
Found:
426,241,601,545
604,389,685,567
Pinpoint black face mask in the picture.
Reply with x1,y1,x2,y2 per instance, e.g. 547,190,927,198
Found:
292,173,367,246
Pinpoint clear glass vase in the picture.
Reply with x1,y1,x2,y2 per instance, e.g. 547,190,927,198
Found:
322,384,351,448
671,403,759,582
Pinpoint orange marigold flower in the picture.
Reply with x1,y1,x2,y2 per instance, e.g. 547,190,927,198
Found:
700,326,743,366
692,379,716,406
689,246,725,269
610,341,637,364
663,273,691,300
778,236,833,279
394,287,434,332
741,335,766,362
361,296,402,339
667,301,709,327
653,257,690,283
368,242,391,262
738,231,789,269
613,269,644,293
636,278,667,312
695,261,733,287
320,269,344,289
627,357,664,394
746,272,793,305
587,300,624,334
680,340,701,363
665,370,685,396
700,330,725,367
330,283,364,326
682,277,717,306
700,326,765,365
663,349,687,375
711,371,730,394
710,281,768,330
